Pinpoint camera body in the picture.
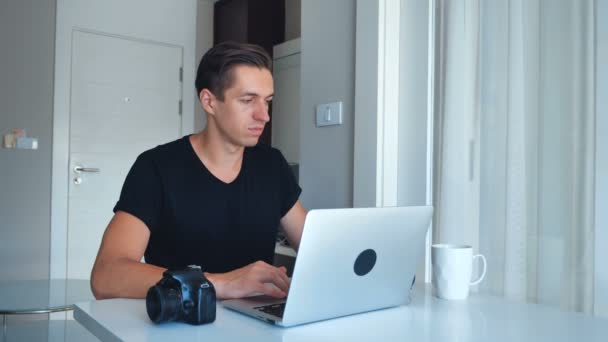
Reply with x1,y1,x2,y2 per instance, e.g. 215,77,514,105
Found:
146,265,216,325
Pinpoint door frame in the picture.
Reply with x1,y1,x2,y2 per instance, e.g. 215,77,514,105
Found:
353,0,434,281
50,0,197,280
595,0,608,317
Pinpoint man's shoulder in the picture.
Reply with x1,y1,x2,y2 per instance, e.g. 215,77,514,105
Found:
137,136,188,167
138,135,189,162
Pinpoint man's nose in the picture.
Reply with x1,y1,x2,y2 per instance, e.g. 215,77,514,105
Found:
253,101,270,123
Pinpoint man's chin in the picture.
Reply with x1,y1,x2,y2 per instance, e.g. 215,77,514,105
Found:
241,137,260,147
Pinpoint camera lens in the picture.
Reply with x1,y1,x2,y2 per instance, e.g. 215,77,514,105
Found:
146,285,181,323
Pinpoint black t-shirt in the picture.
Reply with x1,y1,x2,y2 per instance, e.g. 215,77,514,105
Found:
113,135,301,273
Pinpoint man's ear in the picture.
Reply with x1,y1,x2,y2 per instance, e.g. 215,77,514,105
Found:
200,89,217,116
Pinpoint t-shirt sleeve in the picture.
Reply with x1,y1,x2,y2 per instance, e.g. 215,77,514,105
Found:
113,151,162,232
275,149,302,218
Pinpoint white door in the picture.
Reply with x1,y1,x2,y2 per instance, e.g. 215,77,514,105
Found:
67,30,182,279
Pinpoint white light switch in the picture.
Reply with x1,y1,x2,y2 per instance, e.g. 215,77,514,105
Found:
316,101,342,127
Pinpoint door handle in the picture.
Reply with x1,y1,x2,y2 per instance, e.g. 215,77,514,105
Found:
74,166,100,173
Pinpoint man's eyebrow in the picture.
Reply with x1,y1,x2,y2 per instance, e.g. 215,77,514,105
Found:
239,92,274,99
239,92,260,97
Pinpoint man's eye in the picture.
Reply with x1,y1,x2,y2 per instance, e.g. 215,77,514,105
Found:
240,98,253,104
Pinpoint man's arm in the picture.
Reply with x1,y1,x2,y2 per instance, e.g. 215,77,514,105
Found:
204,201,306,299
90,211,165,299
91,211,292,300
279,200,307,250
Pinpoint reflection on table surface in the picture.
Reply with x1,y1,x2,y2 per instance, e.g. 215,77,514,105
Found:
0,320,98,342
0,279,92,313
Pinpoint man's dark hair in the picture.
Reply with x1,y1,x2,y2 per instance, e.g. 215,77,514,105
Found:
195,41,272,101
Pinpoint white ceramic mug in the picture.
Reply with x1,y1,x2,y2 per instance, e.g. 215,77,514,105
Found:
431,244,487,300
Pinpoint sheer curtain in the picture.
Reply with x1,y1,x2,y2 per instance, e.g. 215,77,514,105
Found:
433,0,596,312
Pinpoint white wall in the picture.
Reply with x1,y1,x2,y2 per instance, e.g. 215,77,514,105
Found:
397,0,430,207
595,0,608,317
299,0,356,209
51,0,197,278
0,0,56,281
195,0,215,131
353,0,431,211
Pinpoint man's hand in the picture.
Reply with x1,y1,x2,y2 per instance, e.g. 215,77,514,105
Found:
205,261,290,300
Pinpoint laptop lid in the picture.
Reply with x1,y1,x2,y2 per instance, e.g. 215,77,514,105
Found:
222,206,433,327
279,206,433,327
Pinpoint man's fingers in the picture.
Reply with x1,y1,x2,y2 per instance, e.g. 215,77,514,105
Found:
267,265,289,289
224,261,291,299
254,265,290,293
278,268,291,289
257,283,286,298
269,271,290,293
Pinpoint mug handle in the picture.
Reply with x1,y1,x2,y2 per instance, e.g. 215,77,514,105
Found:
470,254,487,286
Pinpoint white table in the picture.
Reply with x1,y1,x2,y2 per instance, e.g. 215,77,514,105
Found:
0,279,95,341
74,285,608,342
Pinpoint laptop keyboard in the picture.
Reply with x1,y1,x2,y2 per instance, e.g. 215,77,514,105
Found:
254,303,286,318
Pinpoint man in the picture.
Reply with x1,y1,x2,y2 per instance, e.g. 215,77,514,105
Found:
90,42,307,300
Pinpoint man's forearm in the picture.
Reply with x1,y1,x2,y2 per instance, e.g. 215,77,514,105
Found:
91,259,165,299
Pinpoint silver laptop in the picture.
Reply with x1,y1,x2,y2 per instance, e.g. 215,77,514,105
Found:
222,206,433,327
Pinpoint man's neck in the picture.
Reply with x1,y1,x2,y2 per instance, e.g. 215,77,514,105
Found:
190,128,244,176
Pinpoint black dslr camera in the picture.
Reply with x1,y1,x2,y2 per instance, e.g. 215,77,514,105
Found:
146,265,216,325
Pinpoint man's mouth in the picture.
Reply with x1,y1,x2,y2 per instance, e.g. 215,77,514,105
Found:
248,127,264,136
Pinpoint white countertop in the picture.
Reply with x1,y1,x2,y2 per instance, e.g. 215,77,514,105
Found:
74,285,608,342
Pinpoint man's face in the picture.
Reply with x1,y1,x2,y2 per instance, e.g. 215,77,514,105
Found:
209,65,273,147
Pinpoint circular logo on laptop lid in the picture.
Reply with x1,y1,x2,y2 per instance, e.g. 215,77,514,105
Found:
354,249,377,276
